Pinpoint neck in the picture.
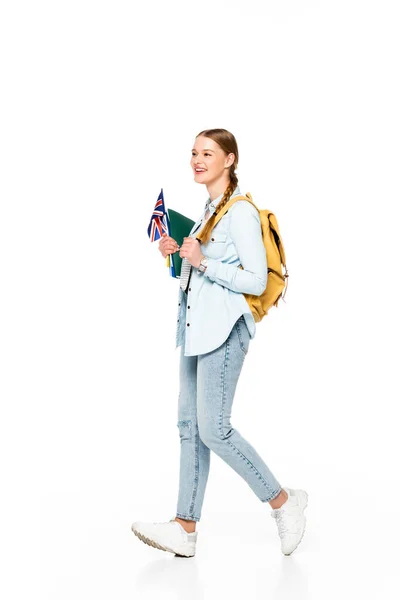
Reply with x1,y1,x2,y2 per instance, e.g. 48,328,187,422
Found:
206,175,232,201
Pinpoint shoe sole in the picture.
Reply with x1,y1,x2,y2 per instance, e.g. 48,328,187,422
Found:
283,490,308,556
131,525,195,558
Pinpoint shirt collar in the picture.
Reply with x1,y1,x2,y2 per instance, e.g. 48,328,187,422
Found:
204,185,241,215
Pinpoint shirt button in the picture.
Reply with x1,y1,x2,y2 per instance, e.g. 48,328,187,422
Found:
211,237,215,241
177,318,179,322
188,306,190,309
187,323,190,326
178,302,181,306
189,287,191,291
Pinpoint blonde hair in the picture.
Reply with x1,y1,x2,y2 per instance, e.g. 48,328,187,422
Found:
196,128,239,245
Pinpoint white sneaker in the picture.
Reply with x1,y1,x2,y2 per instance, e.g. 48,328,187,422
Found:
270,486,308,555
131,519,198,557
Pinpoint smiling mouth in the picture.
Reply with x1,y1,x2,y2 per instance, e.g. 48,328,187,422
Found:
194,168,206,173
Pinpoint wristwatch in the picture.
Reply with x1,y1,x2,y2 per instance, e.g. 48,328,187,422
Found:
197,255,208,274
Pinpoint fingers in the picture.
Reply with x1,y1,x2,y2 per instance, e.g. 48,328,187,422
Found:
159,235,177,246
158,235,180,258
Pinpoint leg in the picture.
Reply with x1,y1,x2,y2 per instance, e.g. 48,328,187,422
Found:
175,344,211,530
269,489,288,508
197,315,283,504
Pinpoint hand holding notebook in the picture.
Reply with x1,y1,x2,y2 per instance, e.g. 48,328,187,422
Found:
166,208,195,277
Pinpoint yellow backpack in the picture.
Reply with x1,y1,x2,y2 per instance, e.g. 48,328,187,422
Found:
201,192,289,322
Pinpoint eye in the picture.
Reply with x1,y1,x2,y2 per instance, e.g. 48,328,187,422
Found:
205,153,211,156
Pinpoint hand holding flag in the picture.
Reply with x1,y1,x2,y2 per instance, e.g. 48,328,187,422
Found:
147,188,195,279
147,188,176,277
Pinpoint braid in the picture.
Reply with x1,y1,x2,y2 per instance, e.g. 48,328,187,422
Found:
197,169,239,245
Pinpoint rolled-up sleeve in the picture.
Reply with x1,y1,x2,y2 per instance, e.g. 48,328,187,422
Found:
204,201,268,296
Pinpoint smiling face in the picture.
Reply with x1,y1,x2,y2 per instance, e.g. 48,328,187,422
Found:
190,135,235,185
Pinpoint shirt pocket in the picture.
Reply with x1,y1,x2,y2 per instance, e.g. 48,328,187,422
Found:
201,232,228,259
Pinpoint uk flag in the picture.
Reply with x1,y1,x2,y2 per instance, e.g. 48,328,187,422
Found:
147,188,176,277
147,188,169,242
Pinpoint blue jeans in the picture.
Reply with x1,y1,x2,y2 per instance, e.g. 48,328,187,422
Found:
176,315,282,522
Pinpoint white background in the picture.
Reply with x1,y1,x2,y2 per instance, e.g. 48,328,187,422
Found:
1,1,399,598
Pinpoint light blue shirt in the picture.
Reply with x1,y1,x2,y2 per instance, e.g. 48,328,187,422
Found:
175,185,268,356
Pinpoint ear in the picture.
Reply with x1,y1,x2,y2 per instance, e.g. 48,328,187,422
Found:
225,152,235,168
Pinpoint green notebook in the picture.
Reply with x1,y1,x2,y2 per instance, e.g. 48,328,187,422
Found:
167,209,196,278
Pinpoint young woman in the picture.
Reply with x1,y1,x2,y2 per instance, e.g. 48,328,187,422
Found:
132,128,308,557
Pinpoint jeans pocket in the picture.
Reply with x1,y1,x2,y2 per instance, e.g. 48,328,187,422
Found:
235,315,250,355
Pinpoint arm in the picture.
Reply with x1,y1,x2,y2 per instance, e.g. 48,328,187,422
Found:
203,201,268,296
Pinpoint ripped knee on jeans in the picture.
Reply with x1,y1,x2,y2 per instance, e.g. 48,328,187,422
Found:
177,419,193,442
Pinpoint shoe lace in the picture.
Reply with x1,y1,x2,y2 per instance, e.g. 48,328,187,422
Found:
271,509,289,537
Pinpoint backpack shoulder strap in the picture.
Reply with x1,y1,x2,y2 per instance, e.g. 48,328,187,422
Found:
212,192,258,227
